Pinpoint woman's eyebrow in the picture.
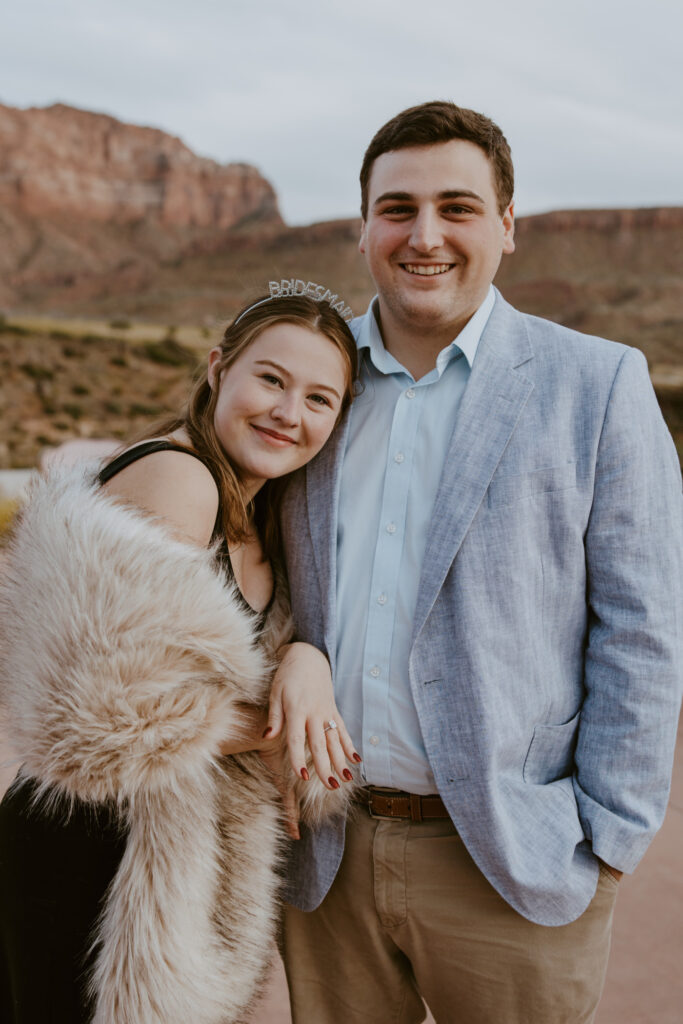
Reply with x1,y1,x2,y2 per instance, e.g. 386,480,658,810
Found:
254,360,341,400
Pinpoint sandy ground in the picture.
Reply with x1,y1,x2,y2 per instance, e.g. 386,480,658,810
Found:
1,722,680,1023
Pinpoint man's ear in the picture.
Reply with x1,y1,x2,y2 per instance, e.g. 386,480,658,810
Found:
207,348,222,390
502,201,515,255
358,220,367,255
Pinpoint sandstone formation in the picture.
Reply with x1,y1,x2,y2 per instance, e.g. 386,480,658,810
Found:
0,102,281,303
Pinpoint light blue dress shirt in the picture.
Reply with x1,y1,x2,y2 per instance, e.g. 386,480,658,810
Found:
335,287,496,793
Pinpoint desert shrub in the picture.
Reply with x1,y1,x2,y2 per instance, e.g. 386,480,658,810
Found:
62,403,83,420
0,498,20,539
109,319,131,330
129,402,163,417
49,330,72,341
0,323,30,336
105,401,123,415
21,363,54,380
110,355,128,367
72,383,90,396
62,345,82,358
140,338,196,368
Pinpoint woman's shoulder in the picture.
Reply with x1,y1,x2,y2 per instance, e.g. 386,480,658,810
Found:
100,437,220,548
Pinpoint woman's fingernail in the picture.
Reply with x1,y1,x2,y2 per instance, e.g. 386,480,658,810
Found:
342,769,353,782
352,752,362,763
300,767,310,781
262,727,273,738
328,777,340,789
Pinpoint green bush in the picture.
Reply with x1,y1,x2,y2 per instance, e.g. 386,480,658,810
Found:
129,402,163,417
140,338,196,368
21,363,54,380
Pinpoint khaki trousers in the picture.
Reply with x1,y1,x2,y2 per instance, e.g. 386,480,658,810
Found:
282,807,618,1024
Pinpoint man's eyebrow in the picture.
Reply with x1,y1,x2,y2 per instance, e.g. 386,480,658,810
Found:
254,360,342,400
373,189,485,207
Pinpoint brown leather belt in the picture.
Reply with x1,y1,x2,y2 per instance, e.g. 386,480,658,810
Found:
356,786,450,822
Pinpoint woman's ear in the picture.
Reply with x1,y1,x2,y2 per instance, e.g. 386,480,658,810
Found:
207,348,222,391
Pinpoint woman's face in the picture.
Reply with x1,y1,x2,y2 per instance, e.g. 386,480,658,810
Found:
208,322,349,498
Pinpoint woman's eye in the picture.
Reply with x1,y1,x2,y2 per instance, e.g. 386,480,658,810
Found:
309,394,330,407
261,373,282,386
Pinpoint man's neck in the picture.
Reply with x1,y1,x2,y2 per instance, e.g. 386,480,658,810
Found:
375,305,473,381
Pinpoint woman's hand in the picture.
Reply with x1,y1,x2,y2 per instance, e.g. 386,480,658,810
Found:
265,642,361,789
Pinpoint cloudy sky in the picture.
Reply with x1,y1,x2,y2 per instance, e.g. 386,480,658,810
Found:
3,0,682,225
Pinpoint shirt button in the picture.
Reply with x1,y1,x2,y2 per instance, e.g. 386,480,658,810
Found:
386,522,397,534
405,388,416,399
369,735,380,746
377,593,387,605
394,452,405,464
369,666,381,678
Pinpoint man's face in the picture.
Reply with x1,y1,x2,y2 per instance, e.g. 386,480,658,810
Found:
359,140,515,339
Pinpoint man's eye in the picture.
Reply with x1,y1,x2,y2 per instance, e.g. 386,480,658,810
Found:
383,205,413,216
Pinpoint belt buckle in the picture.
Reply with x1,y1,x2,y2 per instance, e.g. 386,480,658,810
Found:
365,787,403,820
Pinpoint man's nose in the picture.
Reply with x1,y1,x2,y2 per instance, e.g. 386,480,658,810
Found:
409,207,443,252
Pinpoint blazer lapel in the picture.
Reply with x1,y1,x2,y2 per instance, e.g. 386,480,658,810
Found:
303,411,351,672
412,298,535,642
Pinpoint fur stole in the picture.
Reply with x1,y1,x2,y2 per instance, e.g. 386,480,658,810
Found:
0,465,347,1024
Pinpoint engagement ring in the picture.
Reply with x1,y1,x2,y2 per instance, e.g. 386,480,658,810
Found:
323,719,338,732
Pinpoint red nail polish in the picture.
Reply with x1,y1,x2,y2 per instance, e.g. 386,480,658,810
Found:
262,727,272,738
328,777,340,789
342,769,353,782
352,752,362,763
300,768,309,781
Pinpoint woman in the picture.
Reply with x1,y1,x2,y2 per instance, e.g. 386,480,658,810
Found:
0,292,359,1024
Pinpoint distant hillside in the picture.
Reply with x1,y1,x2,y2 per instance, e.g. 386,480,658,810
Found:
0,101,282,307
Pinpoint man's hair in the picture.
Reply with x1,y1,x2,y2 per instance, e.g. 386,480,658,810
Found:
360,100,514,218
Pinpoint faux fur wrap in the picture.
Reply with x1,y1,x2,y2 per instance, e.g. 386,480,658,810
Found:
0,466,347,1024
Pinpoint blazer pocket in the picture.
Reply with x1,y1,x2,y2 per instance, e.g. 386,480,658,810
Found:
523,709,581,785
487,462,577,509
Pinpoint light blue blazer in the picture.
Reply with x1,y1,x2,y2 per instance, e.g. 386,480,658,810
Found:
281,292,683,926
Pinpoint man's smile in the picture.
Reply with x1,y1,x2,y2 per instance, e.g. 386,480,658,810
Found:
401,263,453,276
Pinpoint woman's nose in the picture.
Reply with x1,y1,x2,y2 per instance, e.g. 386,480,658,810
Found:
271,392,301,425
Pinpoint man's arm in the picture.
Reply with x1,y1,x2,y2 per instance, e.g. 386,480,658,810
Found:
575,346,683,873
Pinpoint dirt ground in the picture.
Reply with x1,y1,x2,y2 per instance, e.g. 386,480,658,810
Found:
1,722,681,1023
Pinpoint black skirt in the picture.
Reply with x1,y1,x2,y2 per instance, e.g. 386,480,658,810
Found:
0,776,127,1024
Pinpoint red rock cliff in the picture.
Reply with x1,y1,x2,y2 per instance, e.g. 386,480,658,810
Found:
0,102,280,229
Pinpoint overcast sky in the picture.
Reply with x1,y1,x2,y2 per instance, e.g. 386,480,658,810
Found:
2,0,682,225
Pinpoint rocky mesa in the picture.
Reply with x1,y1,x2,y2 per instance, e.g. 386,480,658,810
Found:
0,102,282,303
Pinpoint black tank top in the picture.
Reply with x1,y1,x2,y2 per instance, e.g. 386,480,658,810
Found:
98,440,274,627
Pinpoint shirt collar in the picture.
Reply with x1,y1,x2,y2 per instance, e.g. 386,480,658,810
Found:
351,285,496,380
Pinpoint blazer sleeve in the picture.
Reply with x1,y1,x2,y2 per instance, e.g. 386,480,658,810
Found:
575,346,683,872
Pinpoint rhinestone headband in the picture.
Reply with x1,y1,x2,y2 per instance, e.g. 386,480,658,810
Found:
234,279,353,326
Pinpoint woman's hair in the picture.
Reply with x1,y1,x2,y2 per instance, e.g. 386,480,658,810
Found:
139,294,358,559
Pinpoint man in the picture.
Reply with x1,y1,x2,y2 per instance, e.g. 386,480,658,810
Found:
279,101,683,1023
